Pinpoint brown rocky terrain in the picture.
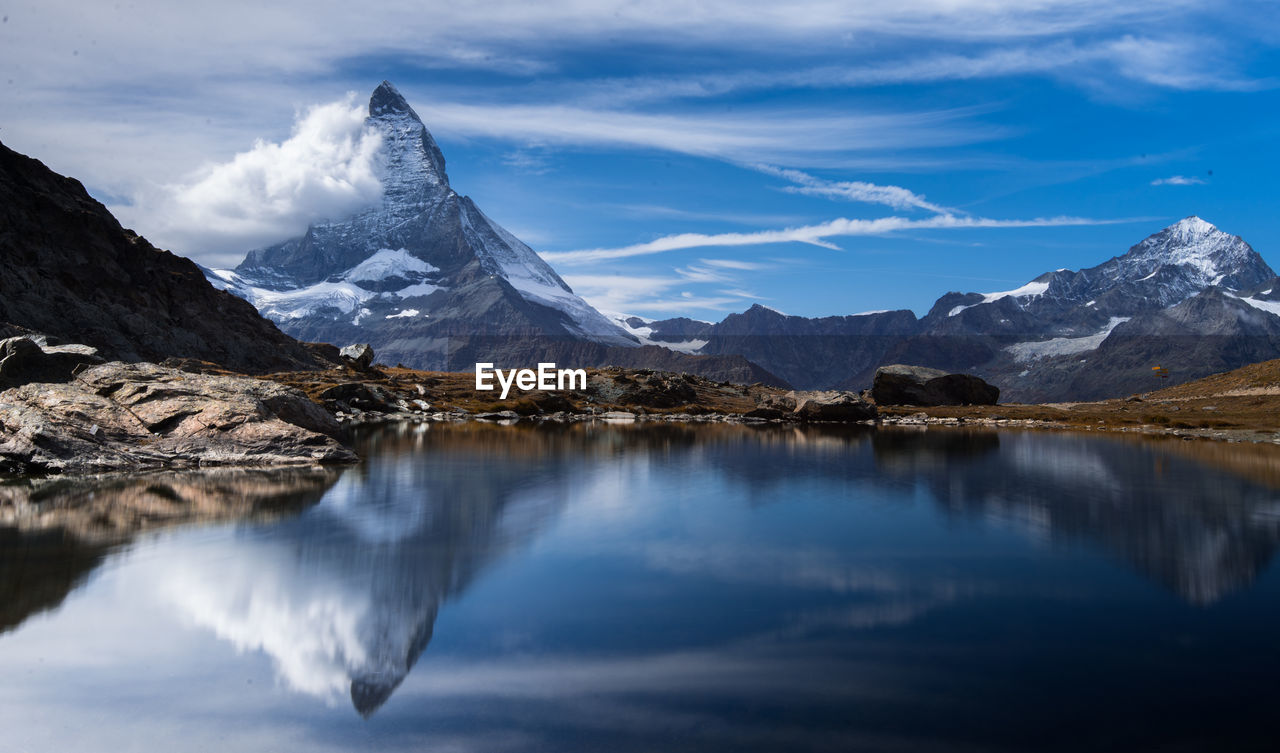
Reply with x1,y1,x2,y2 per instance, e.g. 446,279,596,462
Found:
266,362,870,423
262,352,1280,445
876,357,1280,442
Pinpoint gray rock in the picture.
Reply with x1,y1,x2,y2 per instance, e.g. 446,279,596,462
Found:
317,382,396,411
788,390,878,421
340,343,376,369
0,362,356,474
760,390,877,422
0,336,104,389
872,364,999,406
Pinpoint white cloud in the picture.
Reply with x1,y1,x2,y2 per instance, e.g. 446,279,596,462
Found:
562,35,1268,108
700,258,771,270
675,265,737,283
1151,174,1207,186
113,96,384,264
419,101,994,165
545,213,1126,264
563,273,751,314
757,165,954,213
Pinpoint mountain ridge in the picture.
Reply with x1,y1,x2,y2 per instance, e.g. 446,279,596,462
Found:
632,216,1280,400
0,139,322,374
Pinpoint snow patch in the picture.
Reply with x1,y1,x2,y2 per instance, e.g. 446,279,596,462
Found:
607,312,707,354
385,309,420,319
1004,317,1130,363
394,282,440,298
345,248,437,282
948,280,1049,317
1234,296,1280,317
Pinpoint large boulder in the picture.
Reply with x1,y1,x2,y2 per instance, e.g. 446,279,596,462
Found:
340,343,377,370
0,362,356,474
317,382,399,412
0,336,104,389
760,389,878,422
871,364,999,406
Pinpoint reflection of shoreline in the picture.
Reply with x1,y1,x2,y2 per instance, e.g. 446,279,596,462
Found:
872,427,1280,604
0,467,341,634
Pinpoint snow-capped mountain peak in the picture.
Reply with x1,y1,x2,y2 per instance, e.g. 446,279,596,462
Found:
215,81,634,364
367,80,450,207
1120,215,1260,286
927,217,1275,339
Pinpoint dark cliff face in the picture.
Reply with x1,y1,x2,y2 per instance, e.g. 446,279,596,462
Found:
0,140,321,374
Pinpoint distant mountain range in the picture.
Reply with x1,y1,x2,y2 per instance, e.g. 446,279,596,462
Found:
633,216,1280,400
202,82,1280,401
0,78,1252,402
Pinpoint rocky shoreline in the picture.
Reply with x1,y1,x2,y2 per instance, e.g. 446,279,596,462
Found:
270,354,1278,445
0,353,356,475
4,334,1277,478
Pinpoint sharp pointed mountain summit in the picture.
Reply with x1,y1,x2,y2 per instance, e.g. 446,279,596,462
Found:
210,82,781,385
211,83,632,365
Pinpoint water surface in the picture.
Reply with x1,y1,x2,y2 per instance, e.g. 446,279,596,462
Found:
4,423,1280,752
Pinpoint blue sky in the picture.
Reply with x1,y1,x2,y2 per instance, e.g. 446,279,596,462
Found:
2,1,1278,318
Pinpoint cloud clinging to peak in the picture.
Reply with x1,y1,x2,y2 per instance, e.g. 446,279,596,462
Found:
114,96,384,264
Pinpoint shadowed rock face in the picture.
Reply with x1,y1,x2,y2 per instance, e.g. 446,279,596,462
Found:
0,141,322,374
0,337,104,389
0,361,356,474
871,364,1000,406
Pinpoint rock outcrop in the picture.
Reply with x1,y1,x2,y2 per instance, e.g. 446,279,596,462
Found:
0,362,356,474
0,336,104,389
340,343,377,370
760,390,878,422
0,140,324,374
871,364,1000,406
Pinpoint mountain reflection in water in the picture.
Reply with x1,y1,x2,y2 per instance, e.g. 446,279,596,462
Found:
4,422,1280,735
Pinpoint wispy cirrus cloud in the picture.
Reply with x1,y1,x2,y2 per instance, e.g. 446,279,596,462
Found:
419,101,998,165
1151,175,1207,186
563,273,749,314
755,164,954,213
700,258,772,271
545,213,1131,264
561,35,1271,108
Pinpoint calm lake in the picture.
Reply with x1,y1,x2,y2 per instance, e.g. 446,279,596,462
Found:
4,422,1280,752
